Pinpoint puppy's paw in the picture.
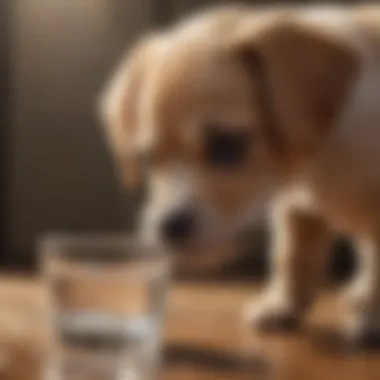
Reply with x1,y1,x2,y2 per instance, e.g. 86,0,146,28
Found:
338,282,380,348
243,292,300,333
339,278,372,311
342,312,380,350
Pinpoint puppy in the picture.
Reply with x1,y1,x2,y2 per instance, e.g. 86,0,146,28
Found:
99,4,380,344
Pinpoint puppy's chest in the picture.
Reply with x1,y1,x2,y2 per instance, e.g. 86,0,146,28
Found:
291,62,380,234
286,168,380,235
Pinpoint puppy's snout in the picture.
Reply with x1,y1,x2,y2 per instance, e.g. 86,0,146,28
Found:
160,210,195,245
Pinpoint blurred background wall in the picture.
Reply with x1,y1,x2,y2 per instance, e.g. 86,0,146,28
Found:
1,0,358,277
1,0,11,264
7,0,155,266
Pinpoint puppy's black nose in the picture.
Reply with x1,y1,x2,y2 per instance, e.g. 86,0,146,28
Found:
160,211,195,245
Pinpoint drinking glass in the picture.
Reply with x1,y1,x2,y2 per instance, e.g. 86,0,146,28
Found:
40,234,171,380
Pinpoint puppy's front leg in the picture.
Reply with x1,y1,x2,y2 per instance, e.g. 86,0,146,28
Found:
244,205,331,332
341,237,380,346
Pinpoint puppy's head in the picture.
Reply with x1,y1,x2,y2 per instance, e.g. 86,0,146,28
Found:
99,10,358,269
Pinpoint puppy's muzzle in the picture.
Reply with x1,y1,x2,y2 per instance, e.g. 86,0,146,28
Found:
160,209,196,246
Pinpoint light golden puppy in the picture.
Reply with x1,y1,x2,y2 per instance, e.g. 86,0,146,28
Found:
99,4,380,345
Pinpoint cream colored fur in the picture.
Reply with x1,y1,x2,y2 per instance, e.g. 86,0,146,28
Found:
99,4,380,343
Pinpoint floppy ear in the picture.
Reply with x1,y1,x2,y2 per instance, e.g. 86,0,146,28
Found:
98,35,160,189
233,19,359,154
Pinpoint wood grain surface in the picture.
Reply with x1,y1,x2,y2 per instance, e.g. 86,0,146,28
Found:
0,276,379,380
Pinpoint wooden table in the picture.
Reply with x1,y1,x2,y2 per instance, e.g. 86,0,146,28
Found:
0,276,380,380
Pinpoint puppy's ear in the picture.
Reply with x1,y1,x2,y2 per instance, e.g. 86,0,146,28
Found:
98,35,160,189
232,19,359,154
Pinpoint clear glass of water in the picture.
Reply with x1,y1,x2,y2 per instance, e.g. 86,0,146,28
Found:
40,234,171,380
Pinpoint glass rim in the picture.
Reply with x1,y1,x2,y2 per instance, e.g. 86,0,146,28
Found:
37,231,170,261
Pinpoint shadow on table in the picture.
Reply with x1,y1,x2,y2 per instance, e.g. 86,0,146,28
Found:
163,343,269,374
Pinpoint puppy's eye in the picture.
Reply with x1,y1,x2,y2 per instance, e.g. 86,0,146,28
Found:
204,125,252,168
